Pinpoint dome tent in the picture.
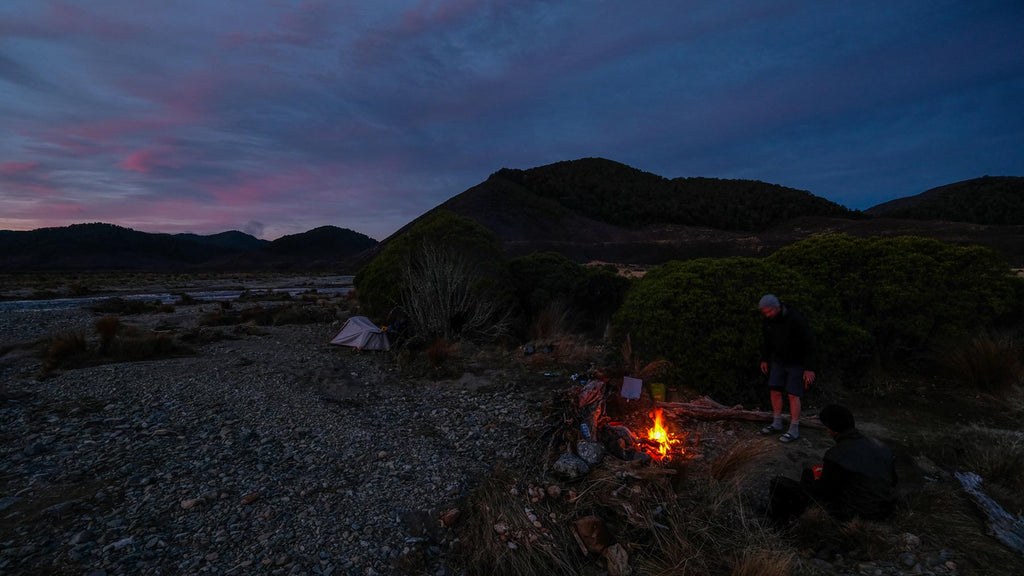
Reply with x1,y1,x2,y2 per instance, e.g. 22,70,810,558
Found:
329,316,390,351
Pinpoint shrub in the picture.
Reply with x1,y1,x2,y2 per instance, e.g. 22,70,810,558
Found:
43,331,89,372
399,242,513,341
611,257,818,401
769,234,1024,364
90,297,163,315
508,253,630,337
95,316,120,354
355,210,508,322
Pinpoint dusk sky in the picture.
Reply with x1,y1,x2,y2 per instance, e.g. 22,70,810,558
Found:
2,1,1023,241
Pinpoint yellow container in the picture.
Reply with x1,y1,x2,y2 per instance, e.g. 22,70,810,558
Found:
650,382,666,402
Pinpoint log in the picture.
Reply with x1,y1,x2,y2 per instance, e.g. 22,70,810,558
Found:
657,396,825,429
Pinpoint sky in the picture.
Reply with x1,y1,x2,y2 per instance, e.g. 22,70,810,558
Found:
2,1,1023,241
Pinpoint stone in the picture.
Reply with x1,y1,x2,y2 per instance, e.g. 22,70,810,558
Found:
576,440,606,465
551,452,590,481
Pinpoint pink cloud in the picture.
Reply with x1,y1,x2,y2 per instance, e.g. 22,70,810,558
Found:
0,161,39,175
221,1,348,48
118,147,183,173
204,168,321,207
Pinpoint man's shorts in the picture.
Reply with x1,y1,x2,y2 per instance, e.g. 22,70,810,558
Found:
768,362,805,397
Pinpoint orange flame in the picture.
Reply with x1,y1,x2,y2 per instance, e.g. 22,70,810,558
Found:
645,408,682,460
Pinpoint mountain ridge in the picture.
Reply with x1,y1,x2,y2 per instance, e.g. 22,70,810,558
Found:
3,160,1022,271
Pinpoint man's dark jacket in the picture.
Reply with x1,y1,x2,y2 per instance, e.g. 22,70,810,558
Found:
813,429,898,520
761,304,818,370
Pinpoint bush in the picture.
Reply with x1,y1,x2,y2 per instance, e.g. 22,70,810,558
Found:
356,210,511,337
769,235,1024,364
43,331,89,372
399,242,513,341
508,252,629,337
611,257,818,401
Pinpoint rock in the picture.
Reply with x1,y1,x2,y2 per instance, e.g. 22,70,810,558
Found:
551,452,590,481
576,440,606,465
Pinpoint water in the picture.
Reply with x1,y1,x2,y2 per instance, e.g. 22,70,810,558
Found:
0,276,354,313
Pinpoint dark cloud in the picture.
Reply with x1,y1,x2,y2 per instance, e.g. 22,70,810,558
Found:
0,0,1022,238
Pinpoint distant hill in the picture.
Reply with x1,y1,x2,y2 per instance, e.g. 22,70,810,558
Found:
174,230,269,251
384,158,1023,266
224,226,378,270
493,158,857,231
865,176,1024,224
0,223,377,272
401,158,858,264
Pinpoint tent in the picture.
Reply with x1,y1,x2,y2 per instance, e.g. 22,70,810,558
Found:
329,316,390,351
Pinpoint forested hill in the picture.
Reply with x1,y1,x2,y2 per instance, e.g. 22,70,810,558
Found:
0,223,377,272
865,176,1024,225
490,157,857,232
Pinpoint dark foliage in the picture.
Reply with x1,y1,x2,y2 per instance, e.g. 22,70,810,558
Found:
865,176,1024,225
507,252,629,337
0,223,376,272
612,235,1024,399
491,158,857,232
354,210,509,324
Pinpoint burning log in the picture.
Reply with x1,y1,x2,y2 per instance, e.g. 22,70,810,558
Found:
658,396,824,429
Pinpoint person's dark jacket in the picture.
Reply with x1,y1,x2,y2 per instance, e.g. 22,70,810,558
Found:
761,304,818,370
813,429,898,520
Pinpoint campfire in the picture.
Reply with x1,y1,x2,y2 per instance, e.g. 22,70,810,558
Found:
642,408,683,461
570,376,687,467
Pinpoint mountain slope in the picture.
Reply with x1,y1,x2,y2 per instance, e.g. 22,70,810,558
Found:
494,158,857,231
865,176,1024,224
0,223,377,272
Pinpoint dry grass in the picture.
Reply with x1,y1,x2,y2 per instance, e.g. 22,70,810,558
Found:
427,338,456,369
42,331,89,373
40,322,194,375
95,315,120,353
923,424,1024,496
620,334,671,381
530,301,573,341
455,471,583,576
936,332,1023,398
709,439,775,485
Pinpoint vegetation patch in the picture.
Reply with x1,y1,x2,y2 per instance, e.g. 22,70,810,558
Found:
39,320,194,376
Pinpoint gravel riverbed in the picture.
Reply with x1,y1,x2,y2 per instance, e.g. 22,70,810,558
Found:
1,304,546,575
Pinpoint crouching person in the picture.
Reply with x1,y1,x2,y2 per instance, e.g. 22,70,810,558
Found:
767,404,898,523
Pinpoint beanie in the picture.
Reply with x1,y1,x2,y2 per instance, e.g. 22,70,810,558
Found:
819,404,855,433
758,294,781,310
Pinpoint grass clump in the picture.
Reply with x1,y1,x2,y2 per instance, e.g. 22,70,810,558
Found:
936,333,1022,398
42,331,89,373
39,321,193,376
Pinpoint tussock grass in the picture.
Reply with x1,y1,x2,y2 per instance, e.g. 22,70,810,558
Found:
455,471,582,576
530,301,573,341
199,303,333,327
42,331,89,373
709,439,775,485
40,322,193,375
895,484,1023,576
454,443,802,576
427,338,456,369
90,297,171,315
923,424,1024,496
936,332,1023,398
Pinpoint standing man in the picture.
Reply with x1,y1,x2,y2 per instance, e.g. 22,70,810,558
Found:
758,294,818,443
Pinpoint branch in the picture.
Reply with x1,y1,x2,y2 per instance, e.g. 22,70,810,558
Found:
657,396,825,429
